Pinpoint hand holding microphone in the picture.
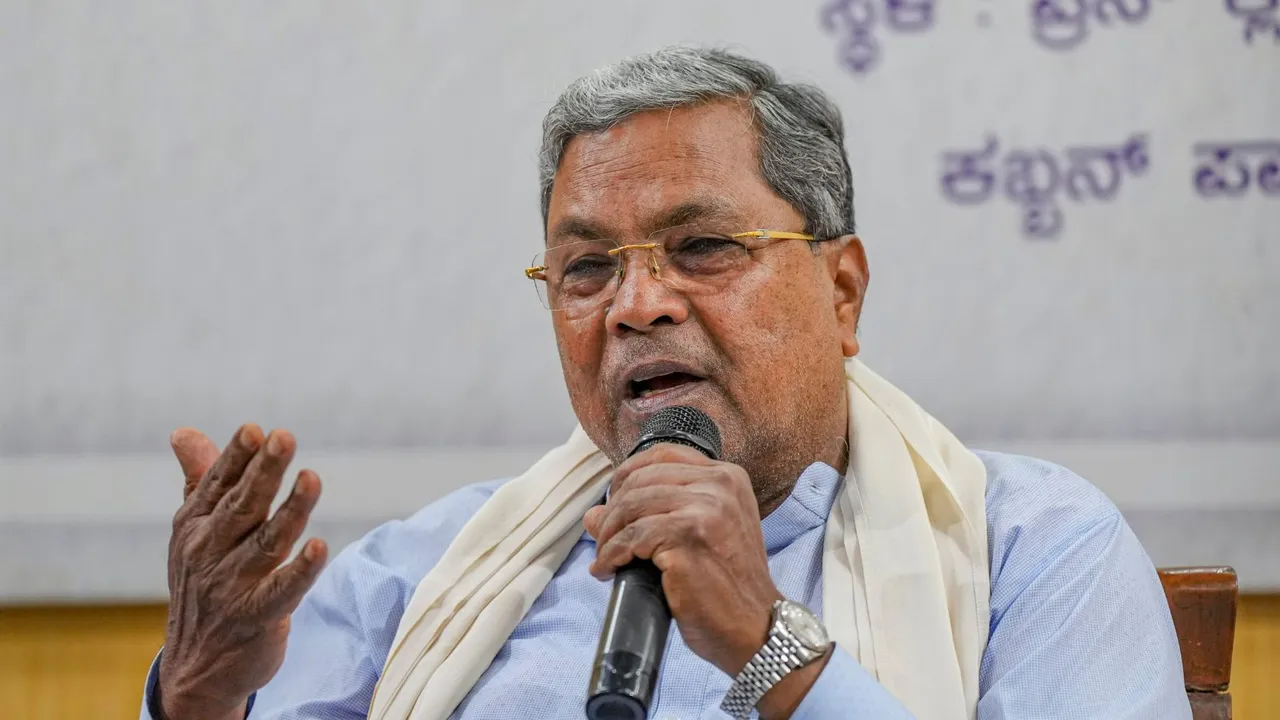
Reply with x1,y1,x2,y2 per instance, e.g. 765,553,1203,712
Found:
583,407,787,718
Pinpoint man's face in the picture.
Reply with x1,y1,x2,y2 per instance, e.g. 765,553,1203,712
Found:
545,101,863,492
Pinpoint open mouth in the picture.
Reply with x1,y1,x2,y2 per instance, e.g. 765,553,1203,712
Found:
628,371,703,399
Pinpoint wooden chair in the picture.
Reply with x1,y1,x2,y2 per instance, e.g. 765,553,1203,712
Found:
1158,567,1238,720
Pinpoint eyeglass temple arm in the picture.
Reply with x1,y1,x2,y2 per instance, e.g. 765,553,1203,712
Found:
730,230,814,241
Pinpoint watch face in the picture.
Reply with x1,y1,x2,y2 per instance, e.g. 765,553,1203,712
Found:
779,601,829,651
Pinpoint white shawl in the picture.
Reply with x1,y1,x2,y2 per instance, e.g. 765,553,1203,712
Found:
369,358,990,720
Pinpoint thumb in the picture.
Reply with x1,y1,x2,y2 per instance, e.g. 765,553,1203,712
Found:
170,427,220,499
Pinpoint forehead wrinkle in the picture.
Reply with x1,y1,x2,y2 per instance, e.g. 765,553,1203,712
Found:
642,196,745,236
547,217,609,245
573,144,720,183
551,167,743,245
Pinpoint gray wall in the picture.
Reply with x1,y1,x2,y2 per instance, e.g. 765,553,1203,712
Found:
3,1,1277,456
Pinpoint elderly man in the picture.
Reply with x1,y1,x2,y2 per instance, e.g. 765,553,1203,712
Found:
142,48,1190,720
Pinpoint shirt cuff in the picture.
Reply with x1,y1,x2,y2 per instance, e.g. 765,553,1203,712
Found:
789,644,915,719
142,650,255,720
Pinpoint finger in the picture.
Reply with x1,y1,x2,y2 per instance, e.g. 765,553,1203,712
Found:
212,429,296,543
232,470,322,573
594,483,701,550
610,444,715,495
170,428,220,500
590,514,674,580
251,537,328,619
185,424,265,516
607,461,711,500
583,506,605,540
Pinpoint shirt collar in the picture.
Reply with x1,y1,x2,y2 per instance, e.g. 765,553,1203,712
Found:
760,461,843,553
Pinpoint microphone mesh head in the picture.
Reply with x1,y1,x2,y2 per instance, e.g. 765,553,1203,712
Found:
634,406,723,460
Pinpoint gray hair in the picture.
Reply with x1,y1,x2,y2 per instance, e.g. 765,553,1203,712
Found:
538,47,855,240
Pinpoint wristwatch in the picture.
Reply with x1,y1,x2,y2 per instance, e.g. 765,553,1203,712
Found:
719,599,831,719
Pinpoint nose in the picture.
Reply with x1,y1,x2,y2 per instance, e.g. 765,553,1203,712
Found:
605,249,689,336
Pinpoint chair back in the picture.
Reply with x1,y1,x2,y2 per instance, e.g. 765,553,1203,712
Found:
1158,567,1238,720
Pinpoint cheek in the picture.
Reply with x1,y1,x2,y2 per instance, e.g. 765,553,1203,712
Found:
696,274,837,391
706,280,828,355
554,313,607,394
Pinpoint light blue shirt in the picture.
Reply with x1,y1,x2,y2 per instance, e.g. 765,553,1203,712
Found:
142,451,1191,719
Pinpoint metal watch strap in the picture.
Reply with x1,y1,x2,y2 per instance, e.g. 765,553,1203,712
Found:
719,624,809,719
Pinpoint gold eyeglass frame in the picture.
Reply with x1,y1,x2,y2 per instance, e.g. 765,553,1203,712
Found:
523,229,816,281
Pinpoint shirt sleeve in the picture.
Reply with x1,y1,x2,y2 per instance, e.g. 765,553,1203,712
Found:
246,537,405,719
790,644,915,719
138,651,164,720
795,456,1193,720
977,461,1193,719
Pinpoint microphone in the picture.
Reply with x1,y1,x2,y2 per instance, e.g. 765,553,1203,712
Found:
586,406,723,720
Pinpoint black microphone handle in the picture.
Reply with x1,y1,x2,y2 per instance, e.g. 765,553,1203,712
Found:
586,407,722,720
585,559,670,720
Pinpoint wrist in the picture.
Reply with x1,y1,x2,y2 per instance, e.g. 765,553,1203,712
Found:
755,646,832,720
724,591,787,676
720,599,831,720
159,691,245,720
156,665,246,720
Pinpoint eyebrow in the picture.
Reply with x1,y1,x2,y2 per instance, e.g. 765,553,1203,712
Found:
547,197,743,246
547,218,608,245
648,198,741,233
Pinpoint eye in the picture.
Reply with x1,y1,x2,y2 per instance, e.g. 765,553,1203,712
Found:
674,236,745,255
667,235,750,276
562,254,616,278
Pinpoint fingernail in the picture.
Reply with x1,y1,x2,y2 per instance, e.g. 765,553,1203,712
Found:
239,425,262,450
303,541,318,561
266,431,285,456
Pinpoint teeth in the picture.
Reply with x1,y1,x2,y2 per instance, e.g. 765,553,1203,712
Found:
630,379,657,399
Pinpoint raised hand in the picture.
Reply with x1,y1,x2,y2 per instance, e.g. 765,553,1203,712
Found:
156,424,327,720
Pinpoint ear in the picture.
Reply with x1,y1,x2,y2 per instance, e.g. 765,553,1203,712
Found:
828,235,868,358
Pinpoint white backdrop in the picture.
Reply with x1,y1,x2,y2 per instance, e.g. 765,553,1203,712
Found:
3,1,1280,599
1,0,1276,454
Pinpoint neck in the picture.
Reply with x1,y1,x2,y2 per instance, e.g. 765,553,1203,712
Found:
756,486,793,519
752,414,849,518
